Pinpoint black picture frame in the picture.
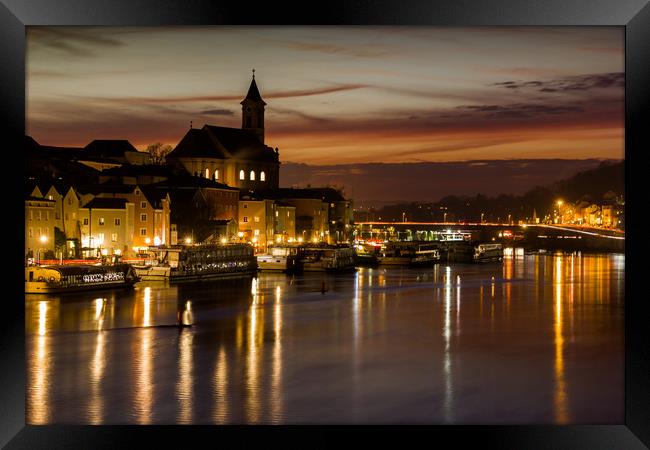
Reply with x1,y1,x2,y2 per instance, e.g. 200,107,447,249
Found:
2,0,648,448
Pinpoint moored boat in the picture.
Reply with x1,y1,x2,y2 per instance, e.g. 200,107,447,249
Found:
133,243,257,282
257,245,302,272
378,242,441,266
473,243,503,262
300,245,357,272
25,264,138,294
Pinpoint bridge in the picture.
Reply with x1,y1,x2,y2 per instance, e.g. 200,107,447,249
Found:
354,222,625,252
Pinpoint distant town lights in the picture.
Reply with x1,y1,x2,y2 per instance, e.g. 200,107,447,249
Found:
220,237,227,244
185,237,192,244
145,237,151,244
39,235,48,244
153,236,161,246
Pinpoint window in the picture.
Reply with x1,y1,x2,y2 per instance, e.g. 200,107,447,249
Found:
260,171,266,182
214,170,219,180
37,211,41,221
36,227,41,237
72,212,76,219
68,197,72,205
239,170,245,180
83,218,89,226
141,213,147,222
140,228,147,236
254,216,260,223
48,195,53,200
254,229,260,236
275,211,279,217
28,228,33,238
205,168,210,179
29,210,33,221
250,170,256,181
243,216,248,223
55,212,60,220
111,233,118,242
287,211,290,218
141,201,147,209
64,213,68,221
46,211,50,221
114,218,121,226
98,233,104,242
243,203,247,209
99,217,105,226
135,189,140,196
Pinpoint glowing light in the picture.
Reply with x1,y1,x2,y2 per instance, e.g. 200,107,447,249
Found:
39,235,48,244
297,237,303,243
145,237,151,244
114,249,121,255
237,232,244,238
312,237,318,243
101,249,108,256
252,237,258,244
220,238,227,245
153,236,161,246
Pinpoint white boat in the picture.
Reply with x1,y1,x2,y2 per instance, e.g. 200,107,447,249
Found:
25,264,138,294
133,243,257,282
257,246,302,272
473,243,503,262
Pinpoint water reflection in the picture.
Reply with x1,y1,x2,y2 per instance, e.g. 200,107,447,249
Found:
25,254,624,424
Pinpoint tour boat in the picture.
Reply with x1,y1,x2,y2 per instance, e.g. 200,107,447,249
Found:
300,245,357,272
25,263,139,294
133,243,257,282
354,243,380,266
257,245,302,272
378,242,441,266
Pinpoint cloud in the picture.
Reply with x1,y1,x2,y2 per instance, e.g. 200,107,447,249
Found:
492,72,624,93
27,27,125,57
200,109,234,116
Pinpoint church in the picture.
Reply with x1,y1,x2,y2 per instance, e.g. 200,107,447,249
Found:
166,73,280,191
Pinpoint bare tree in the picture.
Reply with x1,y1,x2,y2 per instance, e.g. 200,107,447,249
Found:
146,142,173,164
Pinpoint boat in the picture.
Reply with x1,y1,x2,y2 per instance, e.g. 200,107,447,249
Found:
378,242,441,266
133,243,257,282
257,245,302,272
354,243,379,266
25,263,139,294
473,243,503,262
300,245,357,272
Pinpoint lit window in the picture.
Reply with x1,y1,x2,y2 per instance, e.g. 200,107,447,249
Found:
250,171,256,181
254,229,260,236
275,211,278,217
99,217,105,226
254,216,260,223
239,170,245,180
205,168,210,179
114,218,121,226
214,170,219,180
260,171,266,181
111,233,118,242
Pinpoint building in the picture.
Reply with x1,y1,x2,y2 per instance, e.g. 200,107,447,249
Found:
84,139,152,165
25,195,56,260
238,197,276,250
79,198,134,258
166,74,280,191
273,202,296,243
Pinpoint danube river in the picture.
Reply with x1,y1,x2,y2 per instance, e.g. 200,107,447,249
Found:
25,253,624,424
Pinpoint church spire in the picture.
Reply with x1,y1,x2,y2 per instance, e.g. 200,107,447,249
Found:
241,70,266,143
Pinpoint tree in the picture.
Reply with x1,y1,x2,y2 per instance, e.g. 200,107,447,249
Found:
54,227,67,255
146,142,173,164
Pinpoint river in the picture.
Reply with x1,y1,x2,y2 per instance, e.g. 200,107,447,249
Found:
25,252,624,424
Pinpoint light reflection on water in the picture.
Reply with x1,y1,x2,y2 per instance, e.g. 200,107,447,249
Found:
25,253,624,424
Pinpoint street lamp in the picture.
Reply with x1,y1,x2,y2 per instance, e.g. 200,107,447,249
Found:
38,235,48,265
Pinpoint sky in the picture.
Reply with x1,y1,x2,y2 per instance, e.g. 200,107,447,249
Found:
26,26,624,165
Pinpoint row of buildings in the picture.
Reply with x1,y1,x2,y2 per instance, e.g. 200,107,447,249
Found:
25,75,353,260
552,196,624,228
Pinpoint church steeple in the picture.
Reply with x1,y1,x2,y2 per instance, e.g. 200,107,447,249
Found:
241,70,266,143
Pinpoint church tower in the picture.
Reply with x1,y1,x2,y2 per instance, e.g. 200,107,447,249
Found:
241,70,266,143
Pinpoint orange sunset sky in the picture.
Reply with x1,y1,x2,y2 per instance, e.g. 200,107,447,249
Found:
26,26,624,164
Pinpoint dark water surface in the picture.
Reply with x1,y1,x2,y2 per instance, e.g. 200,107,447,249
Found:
25,253,624,424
